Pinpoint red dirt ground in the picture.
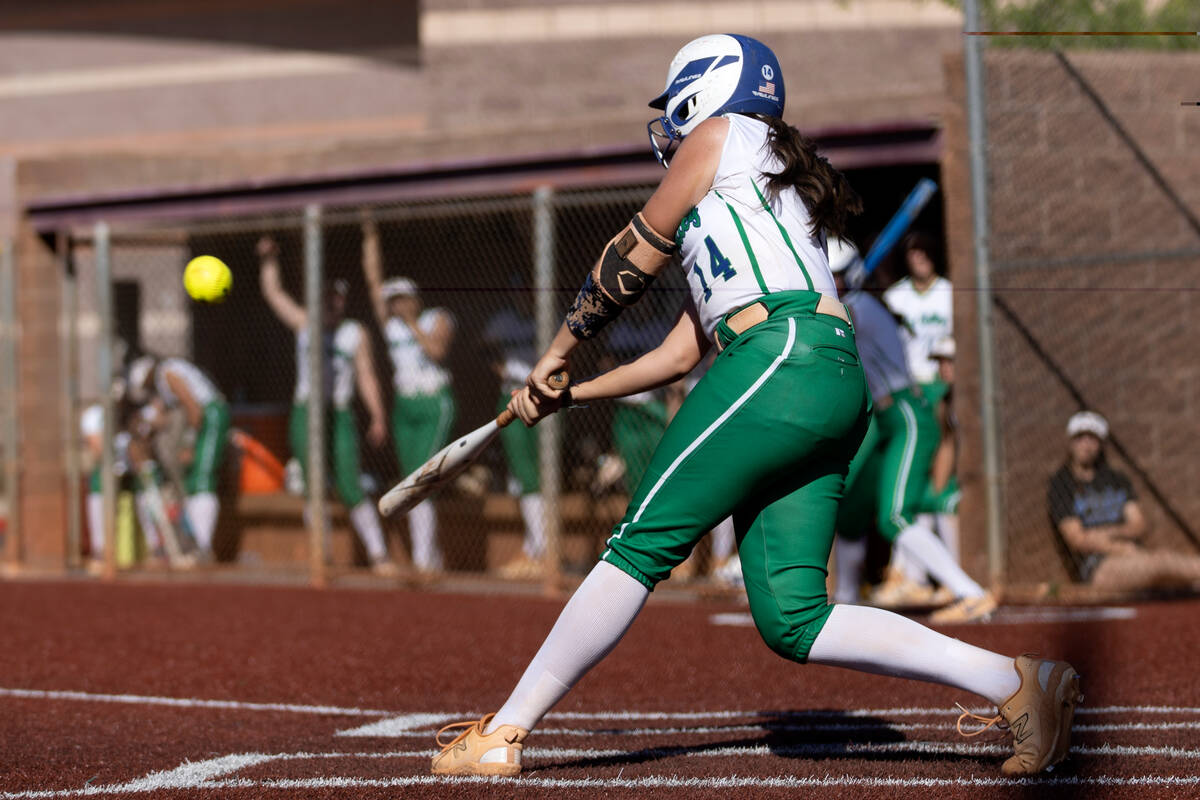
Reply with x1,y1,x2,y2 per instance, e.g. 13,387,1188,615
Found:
1,577,1198,799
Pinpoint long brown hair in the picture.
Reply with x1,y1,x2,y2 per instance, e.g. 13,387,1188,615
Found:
750,114,862,242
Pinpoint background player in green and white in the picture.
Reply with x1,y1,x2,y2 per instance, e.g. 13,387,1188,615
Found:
431,34,1079,779
127,354,229,556
257,236,395,574
884,230,952,394
827,239,990,622
880,231,956,602
363,219,456,576
482,305,546,580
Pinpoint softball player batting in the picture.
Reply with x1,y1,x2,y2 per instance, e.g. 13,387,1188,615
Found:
430,34,1080,778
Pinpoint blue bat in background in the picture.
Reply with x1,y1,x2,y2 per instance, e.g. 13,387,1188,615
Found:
845,177,938,290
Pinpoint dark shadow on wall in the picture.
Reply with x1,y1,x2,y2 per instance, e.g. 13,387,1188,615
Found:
0,0,418,64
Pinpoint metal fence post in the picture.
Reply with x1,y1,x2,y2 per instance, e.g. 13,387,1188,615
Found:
61,235,81,570
304,205,328,587
0,236,17,571
964,0,1005,590
94,222,117,579
532,186,563,588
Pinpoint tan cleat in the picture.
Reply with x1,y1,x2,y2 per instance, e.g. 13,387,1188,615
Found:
929,591,998,624
431,713,529,777
957,654,1083,775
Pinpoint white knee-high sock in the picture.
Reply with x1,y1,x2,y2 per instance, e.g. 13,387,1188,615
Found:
519,493,546,558
407,500,440,570
710,516,736,562
937,513,960,562
834,536,867,605
896,524,984,599
349,501,387,562
810,604,1020,706
86,493,104,558
185,492,219,551
133,492,162,553
488,561,649,733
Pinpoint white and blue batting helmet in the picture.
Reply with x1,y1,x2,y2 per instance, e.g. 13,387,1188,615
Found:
647,34,785,167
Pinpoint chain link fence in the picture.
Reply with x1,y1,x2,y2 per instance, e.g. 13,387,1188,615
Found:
68,186,738,588
979,48,1200,597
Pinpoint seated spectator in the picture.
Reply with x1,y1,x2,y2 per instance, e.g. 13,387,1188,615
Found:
1048,411,1200,593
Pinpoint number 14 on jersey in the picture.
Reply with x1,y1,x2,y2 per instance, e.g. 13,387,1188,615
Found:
692,235,737,301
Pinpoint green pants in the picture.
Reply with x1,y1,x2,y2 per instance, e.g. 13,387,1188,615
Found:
613,400,669,495
840,388,940,542
392,388,456,475
186,401,230,494
498,393,540,495
920,476,961,514
604,291,869,663
289,404,364,507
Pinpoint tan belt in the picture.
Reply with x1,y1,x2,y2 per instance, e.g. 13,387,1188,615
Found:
716,294,851,351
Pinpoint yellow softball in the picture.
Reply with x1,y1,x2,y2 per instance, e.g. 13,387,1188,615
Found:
183,255,232,303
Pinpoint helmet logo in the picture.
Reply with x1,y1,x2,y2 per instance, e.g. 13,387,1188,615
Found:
761,64,774,81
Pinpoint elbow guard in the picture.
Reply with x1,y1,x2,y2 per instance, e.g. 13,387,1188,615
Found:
565,213,677,340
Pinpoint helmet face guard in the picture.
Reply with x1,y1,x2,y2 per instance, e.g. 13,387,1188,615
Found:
647,34,785,168
647,116,682,168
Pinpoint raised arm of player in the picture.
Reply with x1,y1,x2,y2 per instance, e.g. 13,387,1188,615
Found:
257,236,307,333
412,310,454,363
360,214,389,329
525,116,726,399
353,331,388,447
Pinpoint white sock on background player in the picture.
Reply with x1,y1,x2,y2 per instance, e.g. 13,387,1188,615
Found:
937,513,960,562
895,524,984,599
133,493,162,553
519,493,546,558
894,531,931,588
809,604,1020,706
833,535,867,604
407,500,441,570
86,493,104,558
710,516,736,563
349,501,387,562
488,560,648,733
185,492,219,551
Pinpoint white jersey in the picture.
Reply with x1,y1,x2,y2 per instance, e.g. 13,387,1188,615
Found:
387,309,453,397
81,404,103,437
883,275,952,384
677,114,838,338
294,319,363,409
155,358,221,408
843,291,912,403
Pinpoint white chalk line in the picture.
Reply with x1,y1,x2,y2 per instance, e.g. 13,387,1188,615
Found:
0,688,391,717
7,686,1200,723
7,731,1200,798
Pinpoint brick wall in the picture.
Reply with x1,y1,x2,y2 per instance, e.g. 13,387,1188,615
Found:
946,49,1200,591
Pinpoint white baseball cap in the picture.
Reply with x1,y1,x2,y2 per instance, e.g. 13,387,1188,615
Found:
380,277,418,299
1067,411,1108,440
929,336,956,360
826,237,861,275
